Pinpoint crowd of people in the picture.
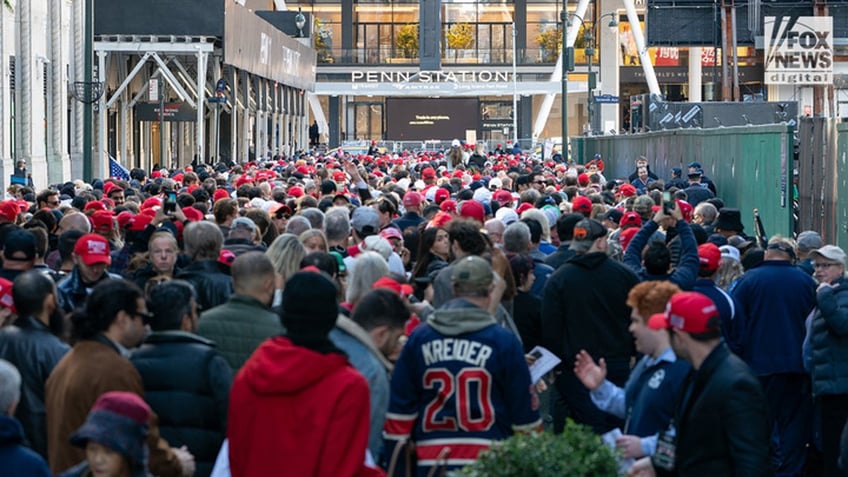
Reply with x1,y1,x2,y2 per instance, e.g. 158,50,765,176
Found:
0,144,844,477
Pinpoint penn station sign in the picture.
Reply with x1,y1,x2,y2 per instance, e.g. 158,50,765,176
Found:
351,70,513,83
764,16,833,85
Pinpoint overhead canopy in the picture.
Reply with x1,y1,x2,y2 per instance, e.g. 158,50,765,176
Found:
95,0,316,91
224,1,316,91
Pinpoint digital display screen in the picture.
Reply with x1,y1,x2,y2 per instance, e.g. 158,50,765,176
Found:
386,98,480,141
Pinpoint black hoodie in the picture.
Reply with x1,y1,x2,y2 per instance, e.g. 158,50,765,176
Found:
541,251,639,366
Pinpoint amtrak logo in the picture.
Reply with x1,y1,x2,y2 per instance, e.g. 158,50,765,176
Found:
648,369,666,389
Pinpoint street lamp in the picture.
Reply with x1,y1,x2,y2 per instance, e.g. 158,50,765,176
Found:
560,9,570,156
585,13,618,135
295,7,306,38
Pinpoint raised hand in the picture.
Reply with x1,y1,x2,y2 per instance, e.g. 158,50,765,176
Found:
573,349,606,391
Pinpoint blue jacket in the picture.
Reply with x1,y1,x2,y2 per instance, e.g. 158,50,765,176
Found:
693,278,745,355
731,260,817,375
0,414,51,477
330,316,393,459
810,277,848,397
623,220,699,291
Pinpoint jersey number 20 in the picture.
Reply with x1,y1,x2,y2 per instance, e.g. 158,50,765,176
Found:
422,368,494,432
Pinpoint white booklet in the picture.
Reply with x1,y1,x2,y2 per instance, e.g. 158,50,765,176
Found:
527,346,561,384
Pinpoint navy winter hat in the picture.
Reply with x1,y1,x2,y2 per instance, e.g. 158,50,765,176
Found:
70,391,151,470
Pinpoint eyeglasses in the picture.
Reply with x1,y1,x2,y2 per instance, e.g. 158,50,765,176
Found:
133,311,154,323
47,201,59,206
814,262,841,269
534,180,546,185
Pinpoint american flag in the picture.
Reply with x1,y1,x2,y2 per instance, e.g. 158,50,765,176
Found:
109,155,130,180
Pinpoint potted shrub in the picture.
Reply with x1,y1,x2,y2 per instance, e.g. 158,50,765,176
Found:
451,420,619,477
446,23,474,61
537,27,562,63
314,17,334,63
395,24,419,59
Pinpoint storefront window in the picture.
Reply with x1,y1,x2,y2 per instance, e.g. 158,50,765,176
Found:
291,3,341,63
442,1,514,64
354,3,420,64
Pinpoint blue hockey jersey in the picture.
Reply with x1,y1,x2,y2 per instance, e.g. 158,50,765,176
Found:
383,300,541,476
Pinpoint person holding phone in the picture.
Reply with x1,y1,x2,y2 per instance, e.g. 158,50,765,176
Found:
622,204,700,291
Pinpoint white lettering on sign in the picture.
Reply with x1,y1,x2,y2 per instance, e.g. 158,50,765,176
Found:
765,16,833,85
350,70,511,83
260,33,271,65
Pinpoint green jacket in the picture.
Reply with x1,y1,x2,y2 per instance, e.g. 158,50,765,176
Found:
197,294,283,371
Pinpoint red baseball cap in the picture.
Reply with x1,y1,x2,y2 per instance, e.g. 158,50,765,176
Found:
648,292,720,334
73,234,112,266
182,206,204,222
90,210,114,233
116,211,135,229
459,200,485,224
516,202,534,215
422,167,436,179
381,227,403,241
440,199,457,213
0,201,19,222
619,211,642,229
434,188,450,205
618,184,637,197
572,196,593,215
372,276,414,298
287,186,304,198
213,189,230,202
141,197,161,211
493,189,513,206
403,191,423,208
698,243,721,272
128,214,154,232
83,200,106,212
677,200,694,222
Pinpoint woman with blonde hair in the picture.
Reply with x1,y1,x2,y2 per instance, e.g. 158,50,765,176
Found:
265,234,307,306
299,229,328,254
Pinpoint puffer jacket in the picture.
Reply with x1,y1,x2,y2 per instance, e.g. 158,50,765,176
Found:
810,276,848,397
0,315,69,458
175,260,233,312
197,295,283,371
130,331,233,477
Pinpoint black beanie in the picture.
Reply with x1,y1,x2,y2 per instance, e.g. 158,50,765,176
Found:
281,271,341,354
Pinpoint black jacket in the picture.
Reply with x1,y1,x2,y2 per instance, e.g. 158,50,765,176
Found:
541,251,639,366
512,292,542,353
175,260,233,312
130,331,233,477
659,343,772,477
544,244,575,271
0,315,69,458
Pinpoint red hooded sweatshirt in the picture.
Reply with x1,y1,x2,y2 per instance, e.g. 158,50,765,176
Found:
228,336,372,477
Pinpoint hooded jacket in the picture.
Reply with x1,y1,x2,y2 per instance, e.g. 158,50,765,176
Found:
542,251,639,365
382,299,541,474
0,414,51,477
227,336,370,477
